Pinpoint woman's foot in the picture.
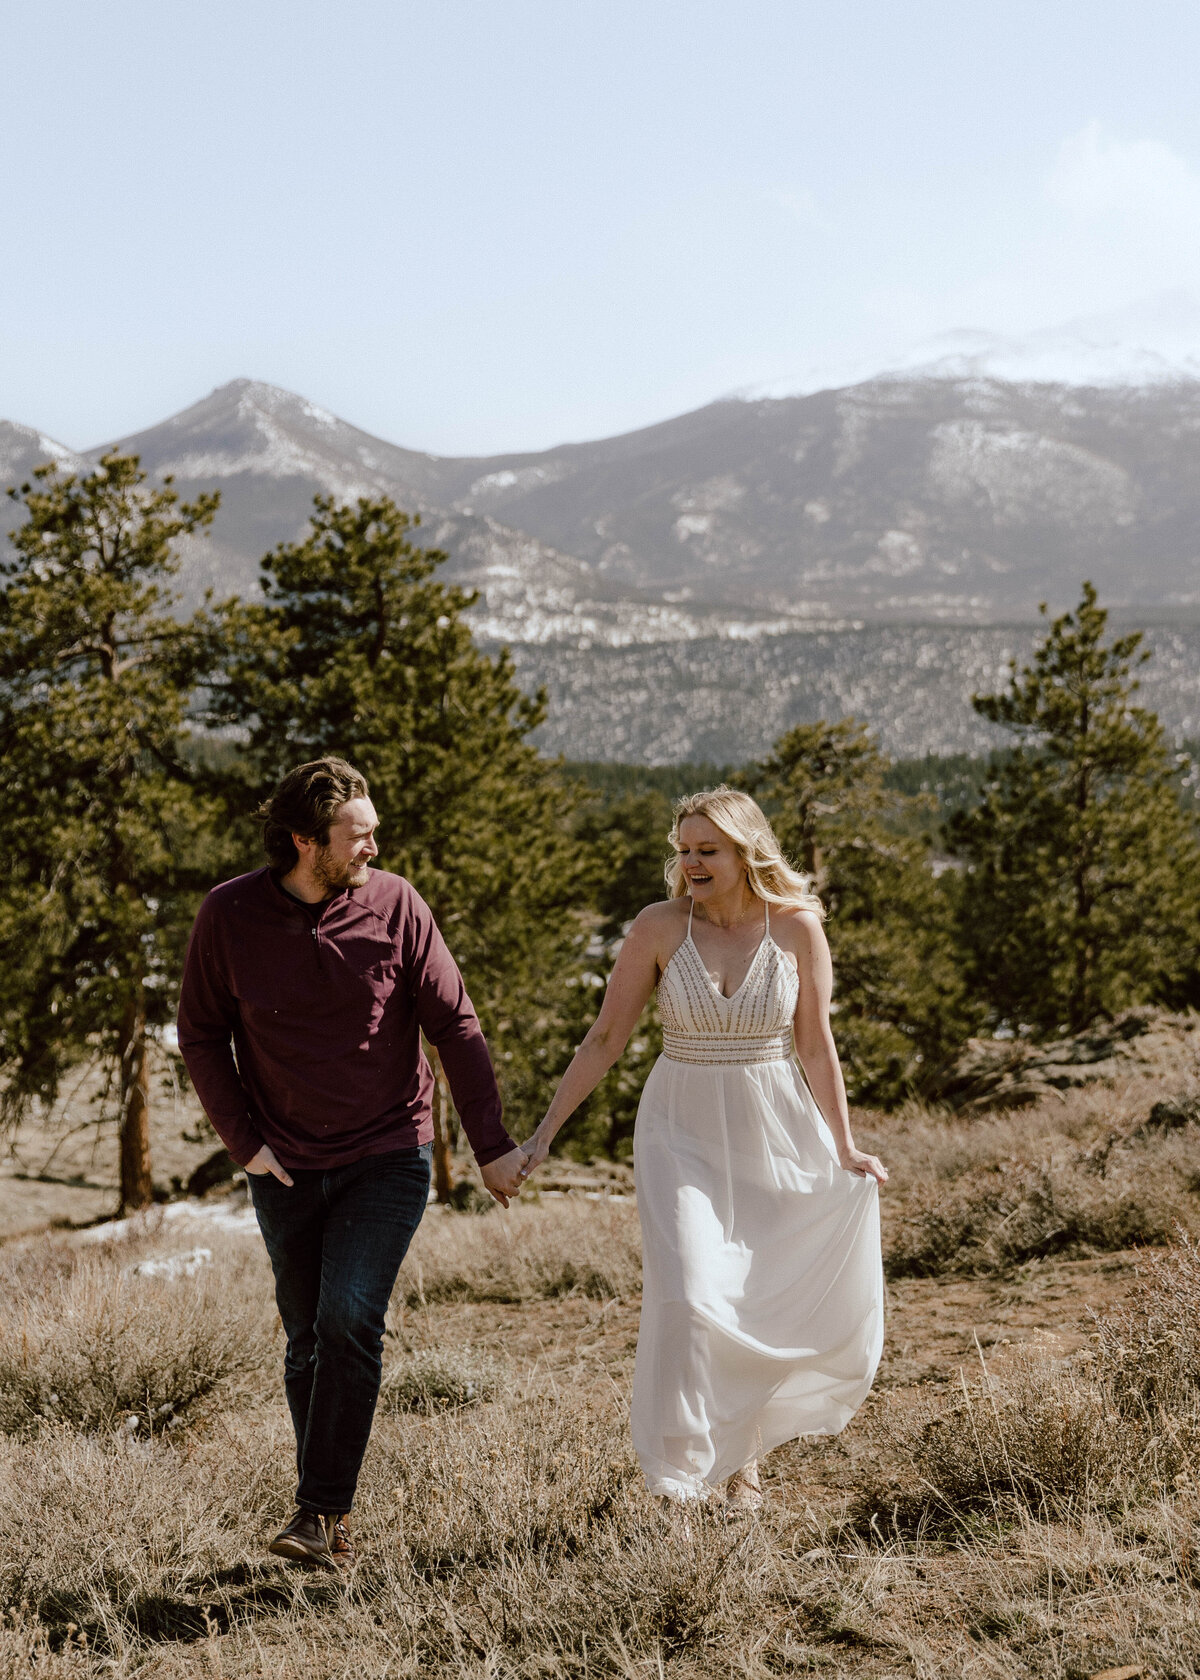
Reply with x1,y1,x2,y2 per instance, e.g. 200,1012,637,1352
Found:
724,1463,763,1517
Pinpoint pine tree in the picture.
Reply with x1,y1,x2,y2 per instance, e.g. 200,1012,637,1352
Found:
948,582,1200,1033
749,719,975,1103
0,454,225,1210
205,494,593,1144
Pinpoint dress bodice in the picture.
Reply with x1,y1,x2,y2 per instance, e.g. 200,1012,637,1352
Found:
657,900,799,1066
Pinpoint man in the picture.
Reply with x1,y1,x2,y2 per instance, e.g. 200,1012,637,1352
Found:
178,757,526,1572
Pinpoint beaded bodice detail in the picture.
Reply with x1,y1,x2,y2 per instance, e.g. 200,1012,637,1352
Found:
658,901,798,1066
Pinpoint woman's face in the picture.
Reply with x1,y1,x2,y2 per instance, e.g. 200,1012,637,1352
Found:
675,815,747,903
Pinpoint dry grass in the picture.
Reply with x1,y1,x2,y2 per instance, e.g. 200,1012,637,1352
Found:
0,1239,275,1435
400,1196,642,1305
1094,1228,1200,1416
2,1080,1200,1675
378,1345,506,1414
854,1235,1200,1550
865,1075,1200,1278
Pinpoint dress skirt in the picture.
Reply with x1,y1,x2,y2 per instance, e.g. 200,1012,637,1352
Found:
631,1052,883,1501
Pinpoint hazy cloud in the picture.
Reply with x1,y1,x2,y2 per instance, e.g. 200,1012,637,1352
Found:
1047,122,1200,227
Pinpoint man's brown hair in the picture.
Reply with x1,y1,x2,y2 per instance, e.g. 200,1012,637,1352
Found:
258,757,371,871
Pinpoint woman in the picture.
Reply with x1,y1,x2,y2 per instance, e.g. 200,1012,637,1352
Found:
519,786,885,1508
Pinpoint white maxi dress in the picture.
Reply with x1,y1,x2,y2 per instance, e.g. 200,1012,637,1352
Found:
631,900,884,1501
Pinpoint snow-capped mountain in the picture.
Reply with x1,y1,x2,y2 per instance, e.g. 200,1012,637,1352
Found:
756,293,1200,398
4,341,1200,760
81,378,836,641
0,422,87,490
885,295,1200,389
60,367,1200,633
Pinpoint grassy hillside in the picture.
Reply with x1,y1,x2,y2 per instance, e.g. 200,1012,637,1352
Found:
2,1072,1200,1675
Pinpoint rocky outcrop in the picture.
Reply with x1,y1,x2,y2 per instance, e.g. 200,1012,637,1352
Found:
936,1009,1200,1113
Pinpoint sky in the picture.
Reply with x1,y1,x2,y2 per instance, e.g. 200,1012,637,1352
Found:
6,0,1200,455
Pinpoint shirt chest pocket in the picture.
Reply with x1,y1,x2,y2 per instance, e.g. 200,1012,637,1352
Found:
324,937,402,1008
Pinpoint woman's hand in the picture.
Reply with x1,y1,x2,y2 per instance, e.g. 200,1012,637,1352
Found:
517,1124,553,1183
838,1145,888,1185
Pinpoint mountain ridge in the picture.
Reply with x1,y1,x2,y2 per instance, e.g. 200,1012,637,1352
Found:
4,369,1200,761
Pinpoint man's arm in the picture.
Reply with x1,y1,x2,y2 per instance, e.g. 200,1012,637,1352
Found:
177,896,266,1169
404,893,522,1196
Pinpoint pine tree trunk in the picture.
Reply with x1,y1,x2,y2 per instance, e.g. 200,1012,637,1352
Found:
119,988,154,1214
1070,752,1093,1032
430,1050,455,1205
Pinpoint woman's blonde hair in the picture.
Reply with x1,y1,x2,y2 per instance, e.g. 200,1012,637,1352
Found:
664,785,824,917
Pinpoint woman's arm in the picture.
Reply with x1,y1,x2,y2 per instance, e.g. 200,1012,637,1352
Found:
789,912,888,1185
519,908,665,1176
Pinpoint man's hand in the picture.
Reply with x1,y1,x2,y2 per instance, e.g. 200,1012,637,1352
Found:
480,1145,529,1208
245,1144,294,1186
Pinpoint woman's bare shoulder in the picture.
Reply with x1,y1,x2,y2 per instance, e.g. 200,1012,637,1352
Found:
768,904,828,952
631,897,690,930
625,898,690,961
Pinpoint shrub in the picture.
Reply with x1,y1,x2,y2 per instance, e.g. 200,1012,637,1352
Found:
0,1251,274,1434
859,1232,1200,1537
885,1144,1194,1278
1094,1229,1200,1416
853,1349,1128,1535
378,1346,504,1413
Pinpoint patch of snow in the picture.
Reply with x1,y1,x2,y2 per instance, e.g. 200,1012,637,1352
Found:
466,465,565,498
37,433,78,463
671,476,745,514
128,1246,212,1280
751,291,1200,398
79,1197,258,1245
927,420,1137,525
0,422,85,478
873,530,925,576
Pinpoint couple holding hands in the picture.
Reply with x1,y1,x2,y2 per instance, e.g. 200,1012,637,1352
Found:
178,757,884,1572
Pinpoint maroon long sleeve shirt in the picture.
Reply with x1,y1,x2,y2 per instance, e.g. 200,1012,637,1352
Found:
177,866,514,1172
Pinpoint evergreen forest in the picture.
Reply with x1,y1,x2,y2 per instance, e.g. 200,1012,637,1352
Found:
3,456,1199,1211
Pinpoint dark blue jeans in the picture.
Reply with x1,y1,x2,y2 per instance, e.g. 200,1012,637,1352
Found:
249,1144,432,1514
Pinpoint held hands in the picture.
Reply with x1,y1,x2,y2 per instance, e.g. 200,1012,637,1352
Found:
838,1145,888,1185
480,1145,530,1208
244,1144,294,1186
484,1123,552,1204
516,1124,552,1186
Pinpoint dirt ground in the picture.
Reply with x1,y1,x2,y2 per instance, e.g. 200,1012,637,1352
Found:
412,1245,1141,1503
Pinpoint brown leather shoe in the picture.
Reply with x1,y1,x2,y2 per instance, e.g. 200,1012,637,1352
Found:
268,1507,337,1570
325,1513,355,1571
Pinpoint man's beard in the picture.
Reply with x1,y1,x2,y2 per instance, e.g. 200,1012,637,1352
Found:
313,849,371,895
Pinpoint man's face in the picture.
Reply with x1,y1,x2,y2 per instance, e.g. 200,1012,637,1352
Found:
311,797,380,894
